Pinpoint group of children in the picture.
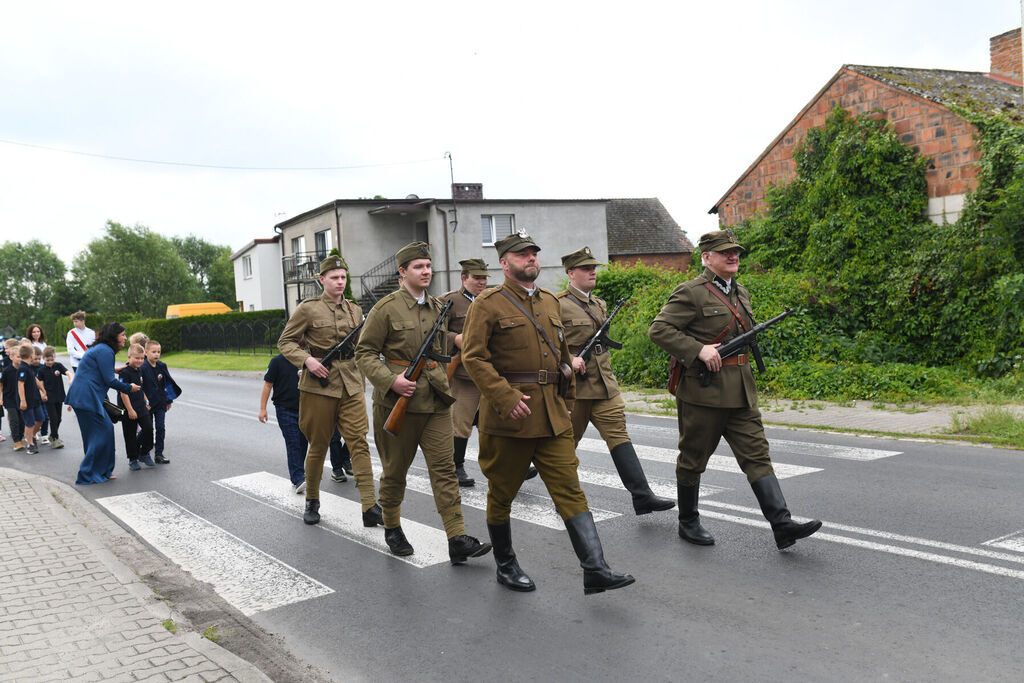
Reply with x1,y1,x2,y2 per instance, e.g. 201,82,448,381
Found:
1,328,179,472
0,338,72,453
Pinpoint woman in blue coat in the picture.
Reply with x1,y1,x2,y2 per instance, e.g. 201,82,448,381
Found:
66,322,140,484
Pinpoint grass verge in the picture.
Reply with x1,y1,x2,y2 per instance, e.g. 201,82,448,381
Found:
114,350,273,372
948,408,1024,449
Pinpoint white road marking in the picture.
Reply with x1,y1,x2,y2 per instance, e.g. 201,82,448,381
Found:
96,490,333,615
216,471,451,568
982,528,1024,553
177,399,273,424
576,437,823,479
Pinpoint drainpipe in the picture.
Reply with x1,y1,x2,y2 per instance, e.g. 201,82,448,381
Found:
436,202,452,291
273,222,288,316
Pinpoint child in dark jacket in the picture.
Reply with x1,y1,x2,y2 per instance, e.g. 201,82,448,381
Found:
140,340,180,464
40,346,73,449
118,344,153,470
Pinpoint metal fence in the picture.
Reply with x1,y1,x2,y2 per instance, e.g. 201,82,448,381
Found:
181,318,286,355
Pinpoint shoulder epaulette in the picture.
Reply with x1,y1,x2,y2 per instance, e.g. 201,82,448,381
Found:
555,290,569,299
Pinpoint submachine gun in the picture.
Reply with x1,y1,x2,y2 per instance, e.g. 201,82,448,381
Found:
384,299,453,436
696,307,794,388
314,319,365,388
576,297,627,361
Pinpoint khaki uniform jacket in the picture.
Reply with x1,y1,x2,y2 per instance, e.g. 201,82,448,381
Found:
648,268,758,409
558,287,621,401
355,287,455,413
278,292,365,398
462,278,575,438
441,287,475,381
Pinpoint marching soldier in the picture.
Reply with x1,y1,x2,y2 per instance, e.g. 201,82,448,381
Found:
648,229,822,549
278,249,382,527
462,231,634,595
354,241,491,564
557,246,675,515
441,258,490,487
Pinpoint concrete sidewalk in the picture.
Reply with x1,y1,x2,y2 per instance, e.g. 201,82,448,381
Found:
0,467,271,682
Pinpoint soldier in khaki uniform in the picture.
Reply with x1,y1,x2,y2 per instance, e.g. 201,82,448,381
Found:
354,241,491,564
648,229,822,549
440,258,490,487
462,232,634,595
558,246,675,515
278,249,382,527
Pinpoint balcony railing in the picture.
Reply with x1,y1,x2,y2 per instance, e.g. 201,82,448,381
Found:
282,250,327,284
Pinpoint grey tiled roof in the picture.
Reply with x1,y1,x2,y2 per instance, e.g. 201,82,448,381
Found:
605,198,693,255
847,65,1022,118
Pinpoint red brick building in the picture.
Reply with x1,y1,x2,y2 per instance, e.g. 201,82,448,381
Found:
711,28,1023,227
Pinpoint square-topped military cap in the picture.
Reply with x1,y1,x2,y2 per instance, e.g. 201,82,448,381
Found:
459,258,489,277
494,231,540,258
396,241,432,267
698,228,745,253
561,246,602,270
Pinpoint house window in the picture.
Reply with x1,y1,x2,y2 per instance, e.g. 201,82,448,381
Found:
242,255,253,279
291,235,306,255
314,229,332,259
482,214,515,245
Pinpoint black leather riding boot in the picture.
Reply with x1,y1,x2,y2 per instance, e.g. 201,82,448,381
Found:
609,442,675,515
677,479,715,545
453,436,475,487
750,474,822,549
487,522,535,592
564,511,635,595
303,499,320,525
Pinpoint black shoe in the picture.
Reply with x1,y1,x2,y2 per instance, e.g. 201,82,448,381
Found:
524,466,539,480
303,499,321,525
564,511,635,595
448,535,492,565
362,504,383,527
488,522,535,592
610,442,675,515
751,474,822,549
155,454,170,464
455,465,476,487
677,480,715,545
385,526,414,556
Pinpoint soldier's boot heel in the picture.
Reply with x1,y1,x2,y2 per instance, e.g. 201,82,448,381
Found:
488,522,535,592
453,437,475,487
610,442,675,515
303,499,320,525
750,474,822,549
564,511,635,595
677,479,715,545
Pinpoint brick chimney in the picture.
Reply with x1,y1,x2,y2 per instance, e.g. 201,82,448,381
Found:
989,28,1022,83
452,183,483,200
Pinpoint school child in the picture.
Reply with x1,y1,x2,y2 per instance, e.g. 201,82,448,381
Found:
118,344,153,470
40,346,73,449
29,346,51,444
17,345,47,455
140,339,179,464
65,311,95,370
1,339,25,449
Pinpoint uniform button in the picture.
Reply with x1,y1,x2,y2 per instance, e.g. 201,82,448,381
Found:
544,352,548,357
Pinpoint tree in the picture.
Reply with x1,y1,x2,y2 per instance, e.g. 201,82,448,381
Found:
0,240,67,333
171,235,236,305
73,221,201,318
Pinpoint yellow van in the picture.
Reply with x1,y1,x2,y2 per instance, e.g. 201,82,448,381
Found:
165,302,233,319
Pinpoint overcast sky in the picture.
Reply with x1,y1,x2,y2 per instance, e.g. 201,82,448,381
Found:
2,1,1021,268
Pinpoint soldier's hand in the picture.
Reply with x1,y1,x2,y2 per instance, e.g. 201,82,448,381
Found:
508,396,531,420
391,374,417,397
698,344,722,372
571,356,586,375
305,356,329,379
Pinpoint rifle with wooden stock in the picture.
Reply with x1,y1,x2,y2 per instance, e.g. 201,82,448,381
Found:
314,319,365,388
383,299,453,436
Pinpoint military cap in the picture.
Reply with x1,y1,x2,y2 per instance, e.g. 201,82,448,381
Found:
494,230,540,258
698,228,745,253
459,258,489,277
319,248,349,275
561,245,602,270
396,241,432,267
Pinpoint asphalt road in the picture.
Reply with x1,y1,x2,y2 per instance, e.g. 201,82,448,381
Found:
4,368,1024,681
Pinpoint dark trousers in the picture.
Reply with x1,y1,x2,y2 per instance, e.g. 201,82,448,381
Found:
150,405,167,456
121,415,154,461
6,402,24,441
275,405,308,486
46,402,63,440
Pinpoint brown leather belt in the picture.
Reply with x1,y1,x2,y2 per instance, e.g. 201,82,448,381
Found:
721,354,749,367
389,358,439,370
308,346,330,359
501,370,558,385
568,344,606,355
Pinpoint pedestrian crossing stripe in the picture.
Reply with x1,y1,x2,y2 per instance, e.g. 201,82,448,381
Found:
96,490,334,615
981,528,1024,553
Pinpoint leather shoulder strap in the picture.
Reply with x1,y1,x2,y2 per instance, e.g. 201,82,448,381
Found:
499,289,562,359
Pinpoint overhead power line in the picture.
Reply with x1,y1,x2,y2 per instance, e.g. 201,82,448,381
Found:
0,137,442,171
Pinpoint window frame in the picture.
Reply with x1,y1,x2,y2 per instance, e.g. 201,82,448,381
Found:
481,214,516,246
